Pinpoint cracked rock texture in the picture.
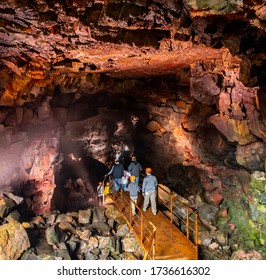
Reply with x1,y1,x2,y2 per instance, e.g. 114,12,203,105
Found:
0,0,266,259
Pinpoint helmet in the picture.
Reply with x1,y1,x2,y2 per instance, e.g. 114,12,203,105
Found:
130,175,136,182
145,167,152,174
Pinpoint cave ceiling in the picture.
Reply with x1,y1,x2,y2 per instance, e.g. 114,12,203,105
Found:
0,0,266,107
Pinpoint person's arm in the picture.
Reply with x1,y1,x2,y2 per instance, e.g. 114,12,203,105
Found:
107,165,114,176
128,163,132,173
142,178,146,195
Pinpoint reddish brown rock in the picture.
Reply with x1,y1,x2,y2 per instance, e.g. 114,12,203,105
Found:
210,114,257,145
190,73,220,105
182,103,212,131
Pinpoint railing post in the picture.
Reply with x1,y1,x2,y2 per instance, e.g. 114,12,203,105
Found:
170,193,173,223
129,198,132,227
195,212,198,259
153,230,156,259
140,212,143,246
186,208,189,239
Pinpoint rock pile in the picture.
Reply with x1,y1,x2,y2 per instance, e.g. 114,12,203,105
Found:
0,191,143,260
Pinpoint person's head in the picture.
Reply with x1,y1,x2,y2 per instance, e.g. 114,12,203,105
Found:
130,175,136,182
132,156,136,161
114,158,119,164
106,181,110,186
99,182,102,185
145,167,152,175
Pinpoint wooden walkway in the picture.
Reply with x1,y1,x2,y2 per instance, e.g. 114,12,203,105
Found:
110,190,198,260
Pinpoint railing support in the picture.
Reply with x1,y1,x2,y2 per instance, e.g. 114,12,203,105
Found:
170,193,173,223
195,213,198,259
186,208,189,239
140,212,143,246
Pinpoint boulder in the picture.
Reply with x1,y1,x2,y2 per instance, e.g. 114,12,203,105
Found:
0,221,30,260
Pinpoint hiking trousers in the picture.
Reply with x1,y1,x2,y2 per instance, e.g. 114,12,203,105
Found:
143,190,157,214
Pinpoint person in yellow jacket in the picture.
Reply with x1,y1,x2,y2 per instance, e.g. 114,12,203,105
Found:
104,181,111,195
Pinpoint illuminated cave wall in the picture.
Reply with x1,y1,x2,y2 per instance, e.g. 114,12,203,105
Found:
0,0,266,256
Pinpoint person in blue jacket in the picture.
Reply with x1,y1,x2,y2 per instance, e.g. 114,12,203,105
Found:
142,167,158,215
127,175,139,216
128,156,142,186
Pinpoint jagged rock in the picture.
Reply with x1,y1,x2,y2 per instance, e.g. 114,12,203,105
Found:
198,231,212,246
22,222,34,229
197,204,218,231
203,189,223,206
0,221,30,260
0,197,15,218
78,229,92,241
184,0,243,16
92,222,111,236
208,242,219,251
5,210,20,222
56,242,71,260
230,249,262,260
35,236,61,259
116,223,129,237
210,114,257,145
182,103,212,131
45,224,61,247
98,236,115,250
78,209,92,224
88,236,99,249
20,248,39,260
84,252,99,260
66,241,78,255
31,216,46,228
256,6,266,21
210,230,228,246
46,213,58,225
121,237,141,253
92,207,105,223
236,142,266,171
55,214,68,224
190,73,220,105
105,205,125,224
146,120,165,134
4,192,24,205
121,252,139,260
99,248,111,259
58,221,76,234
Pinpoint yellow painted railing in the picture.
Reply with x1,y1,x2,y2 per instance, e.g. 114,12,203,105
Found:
111,188,157,260
157,184,198,259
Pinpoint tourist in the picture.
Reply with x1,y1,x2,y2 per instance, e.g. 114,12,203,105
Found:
121,170,131,191
97,182,104,206
128,156,142,186
106,158,124,192
127,175,139,216
142,167,158,215
104,181,111,196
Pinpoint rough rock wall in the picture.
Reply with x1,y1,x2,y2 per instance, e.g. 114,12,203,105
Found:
0,0,266,256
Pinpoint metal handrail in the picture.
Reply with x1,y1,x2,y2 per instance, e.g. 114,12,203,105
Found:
110,186,157,259
157,184,198,257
